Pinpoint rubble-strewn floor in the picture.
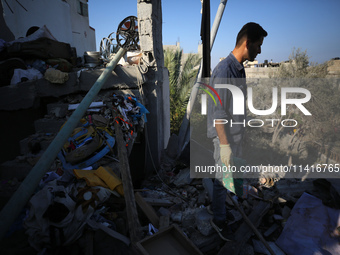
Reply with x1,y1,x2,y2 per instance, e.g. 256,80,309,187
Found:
1,92,340,255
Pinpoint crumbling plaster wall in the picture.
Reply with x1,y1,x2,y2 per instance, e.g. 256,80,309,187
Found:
137,0,170,173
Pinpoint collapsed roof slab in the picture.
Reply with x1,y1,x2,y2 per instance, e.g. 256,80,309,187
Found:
0,65,144,111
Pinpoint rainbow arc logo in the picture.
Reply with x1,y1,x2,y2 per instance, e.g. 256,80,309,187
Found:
198,82,222,115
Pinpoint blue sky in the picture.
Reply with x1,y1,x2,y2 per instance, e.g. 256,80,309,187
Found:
89,0,340,69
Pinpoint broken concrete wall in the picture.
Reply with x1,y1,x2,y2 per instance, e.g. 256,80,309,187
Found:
137,0,170,173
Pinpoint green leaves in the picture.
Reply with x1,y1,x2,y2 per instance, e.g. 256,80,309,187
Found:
164,48,201,134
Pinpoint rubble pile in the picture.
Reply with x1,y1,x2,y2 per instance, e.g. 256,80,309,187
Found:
0,25,142,87
0,87,340,255
137,166,340,255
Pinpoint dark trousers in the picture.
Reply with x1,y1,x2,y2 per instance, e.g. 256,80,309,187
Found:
212,140,242,222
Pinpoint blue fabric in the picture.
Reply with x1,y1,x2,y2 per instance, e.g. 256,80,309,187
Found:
212,142,242,222
207,52,247,142
208,52,246,223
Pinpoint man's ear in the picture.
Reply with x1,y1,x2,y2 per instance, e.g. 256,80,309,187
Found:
245,39,251,49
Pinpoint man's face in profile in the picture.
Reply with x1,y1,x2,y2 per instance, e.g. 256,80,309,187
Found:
248,36,264,61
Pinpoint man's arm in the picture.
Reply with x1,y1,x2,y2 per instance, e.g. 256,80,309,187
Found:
215,123,229,145
216,123,233,166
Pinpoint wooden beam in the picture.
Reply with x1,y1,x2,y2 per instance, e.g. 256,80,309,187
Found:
114,115,142,243
218,192,274,255
135,192,160,228
142,197,173,207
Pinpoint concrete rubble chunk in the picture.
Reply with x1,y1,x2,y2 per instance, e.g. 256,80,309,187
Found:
158,207,171,217
195,208,214,236
239,243,255,255
273,214,284,221
186,185,198,196
181,208,197,229
159,215,170,230
20,134,55,155
47,103,68,118
190,231,221,253
228,209,242,225
170,211,182,223
252,239,285,255
275,179,315,198
197,190,207,206
172,168,192,187
264,223,279,237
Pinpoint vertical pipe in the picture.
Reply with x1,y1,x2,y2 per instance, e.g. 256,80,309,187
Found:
0,47,126,239
178,0,228,152
201,0,211,78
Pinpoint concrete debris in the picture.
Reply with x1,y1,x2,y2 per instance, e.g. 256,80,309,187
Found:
263,223,279,237
157,207,171,217
170,211,182,223
252,239,285,255
239,243,255,255
1,89,338,255
171,168,192,187
190,231,222,253
195,208,214,236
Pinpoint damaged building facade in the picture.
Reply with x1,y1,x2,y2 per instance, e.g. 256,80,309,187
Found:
1,0,96,58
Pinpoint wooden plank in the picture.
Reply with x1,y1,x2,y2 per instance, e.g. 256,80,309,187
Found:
114,117,142,243
143,197,173,207
159,215,170,230
218,198,273,255
135,192,160,228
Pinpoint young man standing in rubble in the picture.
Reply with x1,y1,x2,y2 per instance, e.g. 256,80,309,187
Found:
207,22,267,240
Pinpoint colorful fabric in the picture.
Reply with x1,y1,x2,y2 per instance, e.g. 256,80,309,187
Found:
221,157,247,197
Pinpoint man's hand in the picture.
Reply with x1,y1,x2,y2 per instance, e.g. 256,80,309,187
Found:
220,144,232,166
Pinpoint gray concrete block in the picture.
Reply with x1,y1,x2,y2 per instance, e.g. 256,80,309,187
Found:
182,208,197,229
170,211,182,223
197,190,207,206
195,208,214,236
172,168,192,187
158,207,171,217
190,231,221,252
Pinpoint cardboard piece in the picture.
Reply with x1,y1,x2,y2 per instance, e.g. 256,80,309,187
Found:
137,225,203,255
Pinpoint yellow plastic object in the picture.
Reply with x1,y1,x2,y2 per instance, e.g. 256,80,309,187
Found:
73,166,124,196
95,166,124,196
73,169,109,189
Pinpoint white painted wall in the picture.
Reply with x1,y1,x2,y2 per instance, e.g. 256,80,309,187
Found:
69,0,96,57
1,0,95,57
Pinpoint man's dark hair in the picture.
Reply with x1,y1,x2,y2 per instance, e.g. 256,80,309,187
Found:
236,22,267,46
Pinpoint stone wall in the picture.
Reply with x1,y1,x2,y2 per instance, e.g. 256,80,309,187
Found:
245,67,278,78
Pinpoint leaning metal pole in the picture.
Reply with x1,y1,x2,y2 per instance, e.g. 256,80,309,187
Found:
177,0,228,153
0,47,126,239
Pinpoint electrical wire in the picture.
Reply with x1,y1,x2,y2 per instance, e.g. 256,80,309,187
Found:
137,78,188,202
